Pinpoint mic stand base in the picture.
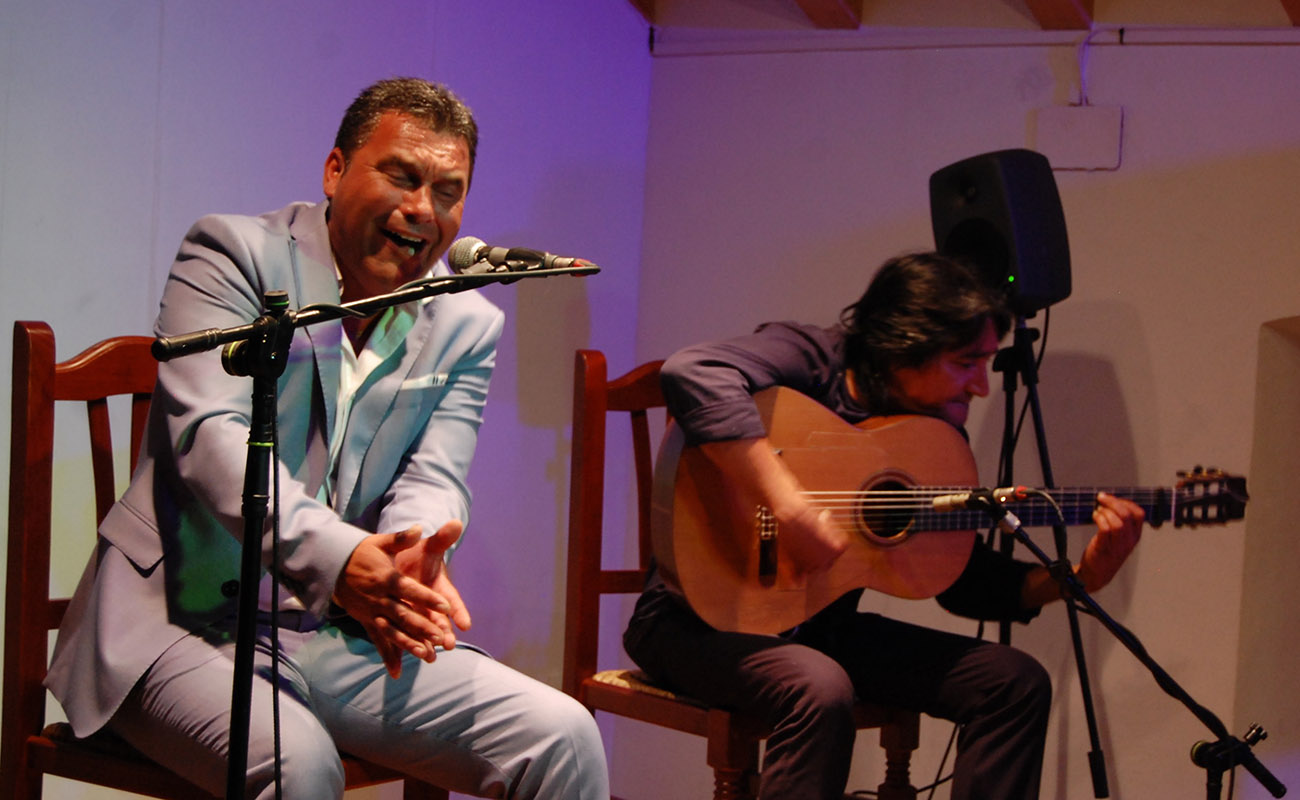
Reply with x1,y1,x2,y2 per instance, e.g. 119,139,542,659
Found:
979,502,1286,800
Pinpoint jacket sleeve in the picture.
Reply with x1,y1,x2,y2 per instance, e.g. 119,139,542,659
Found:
143,212,365,616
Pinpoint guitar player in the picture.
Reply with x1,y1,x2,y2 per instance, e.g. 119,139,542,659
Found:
623,252,1145,800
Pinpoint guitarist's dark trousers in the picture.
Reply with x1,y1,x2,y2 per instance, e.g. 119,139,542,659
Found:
625,581,1051,800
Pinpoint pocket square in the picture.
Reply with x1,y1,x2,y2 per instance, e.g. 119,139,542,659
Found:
399,373,449,390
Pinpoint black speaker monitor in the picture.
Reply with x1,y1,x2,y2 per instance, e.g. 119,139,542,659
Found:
928,148,1071,316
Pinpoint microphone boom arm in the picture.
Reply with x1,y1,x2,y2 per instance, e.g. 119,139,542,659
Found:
152,263,598,362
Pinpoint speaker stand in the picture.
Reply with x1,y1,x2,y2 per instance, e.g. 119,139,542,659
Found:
992,314,1110,798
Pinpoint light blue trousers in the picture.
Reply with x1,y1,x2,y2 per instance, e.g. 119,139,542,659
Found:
108,620,609,800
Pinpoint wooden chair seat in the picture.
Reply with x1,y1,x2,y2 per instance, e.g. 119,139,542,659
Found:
31,722,434,797
562,348,920,800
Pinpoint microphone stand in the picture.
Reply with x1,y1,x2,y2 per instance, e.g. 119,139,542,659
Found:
152,262,598,800
992,314,1110,796
972,496,1287,800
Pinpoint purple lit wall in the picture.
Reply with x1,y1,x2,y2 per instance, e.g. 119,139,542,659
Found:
0,3,649,799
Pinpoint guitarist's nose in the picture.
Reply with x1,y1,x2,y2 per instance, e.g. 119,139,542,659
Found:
967,367,990,398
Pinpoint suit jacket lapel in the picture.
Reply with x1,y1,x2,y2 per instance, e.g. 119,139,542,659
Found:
331,295,440,519
288,201,342,440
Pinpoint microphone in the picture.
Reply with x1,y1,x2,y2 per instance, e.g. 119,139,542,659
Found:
447,236,597,275
931,486,1030,512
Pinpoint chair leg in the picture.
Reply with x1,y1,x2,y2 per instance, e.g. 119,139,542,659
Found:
877,713,920,800
10,769,40,800
706,709,762,800
711,767,757,800
7,746,41,800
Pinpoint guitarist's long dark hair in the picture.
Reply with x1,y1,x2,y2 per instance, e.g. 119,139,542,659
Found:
840,252,1012,412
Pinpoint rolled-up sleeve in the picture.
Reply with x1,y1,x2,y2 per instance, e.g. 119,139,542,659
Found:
660,322,844,445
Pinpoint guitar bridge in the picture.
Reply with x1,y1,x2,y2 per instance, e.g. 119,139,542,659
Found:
757,506,778,585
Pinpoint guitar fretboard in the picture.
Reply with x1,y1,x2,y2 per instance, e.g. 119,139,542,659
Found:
802,485,1204,534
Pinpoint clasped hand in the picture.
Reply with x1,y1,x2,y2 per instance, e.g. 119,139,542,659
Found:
332,520,472,679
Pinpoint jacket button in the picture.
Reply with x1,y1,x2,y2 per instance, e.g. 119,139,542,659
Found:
221,580,240,598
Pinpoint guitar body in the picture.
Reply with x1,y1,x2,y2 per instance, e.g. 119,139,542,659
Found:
652,386,980,635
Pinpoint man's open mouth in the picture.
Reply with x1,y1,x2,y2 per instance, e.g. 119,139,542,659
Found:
383,229,425,256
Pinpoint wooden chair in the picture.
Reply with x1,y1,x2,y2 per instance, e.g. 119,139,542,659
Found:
562,348,919,800
2,320,449,799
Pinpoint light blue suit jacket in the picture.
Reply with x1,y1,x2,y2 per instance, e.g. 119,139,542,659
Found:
46,200,505,736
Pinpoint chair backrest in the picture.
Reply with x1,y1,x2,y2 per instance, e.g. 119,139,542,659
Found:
561,350,665,697
2,320,157,786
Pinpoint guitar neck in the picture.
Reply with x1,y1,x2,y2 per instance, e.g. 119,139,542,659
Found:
830,486,1180,533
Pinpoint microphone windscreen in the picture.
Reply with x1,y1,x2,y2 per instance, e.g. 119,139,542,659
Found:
447,236,486,273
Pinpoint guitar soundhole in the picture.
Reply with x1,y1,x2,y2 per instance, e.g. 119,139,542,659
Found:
856,477,914,543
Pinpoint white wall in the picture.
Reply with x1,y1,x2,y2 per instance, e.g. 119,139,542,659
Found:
0,1,650,798
628,21,1300,800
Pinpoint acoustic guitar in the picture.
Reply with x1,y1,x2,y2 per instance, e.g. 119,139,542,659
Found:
650,386,1248,635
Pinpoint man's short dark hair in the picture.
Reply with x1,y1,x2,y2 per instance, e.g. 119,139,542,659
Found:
840,252,1012,410
334,77,478,175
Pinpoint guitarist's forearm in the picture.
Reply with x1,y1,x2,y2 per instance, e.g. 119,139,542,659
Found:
1020,564,1078,609
699,437,809,521
698,437,849,573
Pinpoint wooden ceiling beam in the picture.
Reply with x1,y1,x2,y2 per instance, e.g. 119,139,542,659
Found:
1024,0,1094,30
629,0,1297,30
1280,0,1300,25
627,0,654,24
793,0,863,29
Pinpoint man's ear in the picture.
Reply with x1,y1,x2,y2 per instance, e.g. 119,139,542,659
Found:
322,148,346,199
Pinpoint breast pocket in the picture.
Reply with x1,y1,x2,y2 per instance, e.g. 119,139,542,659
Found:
393,372,449,409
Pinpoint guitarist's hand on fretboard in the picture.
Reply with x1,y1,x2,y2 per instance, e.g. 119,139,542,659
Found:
1076,491,1145,593
1019,491,1147,608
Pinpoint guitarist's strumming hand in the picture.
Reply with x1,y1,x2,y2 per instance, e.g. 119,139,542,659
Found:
699,436,850,576
777,504,850,576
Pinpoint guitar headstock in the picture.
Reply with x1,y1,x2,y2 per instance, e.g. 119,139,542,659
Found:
1171,467,1249,527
